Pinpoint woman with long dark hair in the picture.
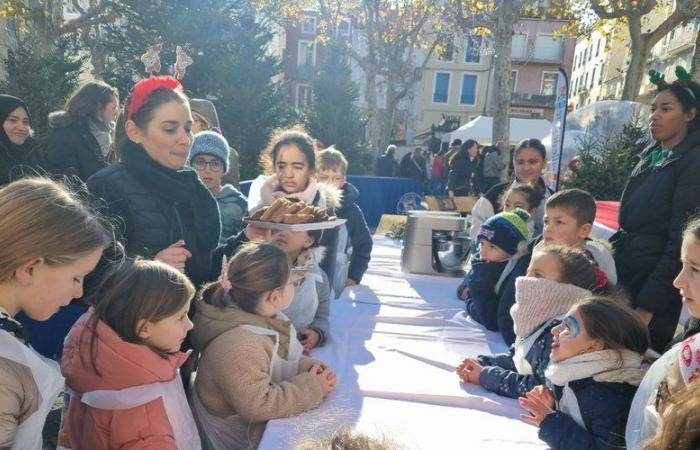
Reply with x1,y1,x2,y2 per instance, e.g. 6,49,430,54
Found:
447,139,479,197
611,66,700,352
47,81,119,181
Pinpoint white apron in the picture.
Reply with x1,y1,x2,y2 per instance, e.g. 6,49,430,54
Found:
558,383,586,430
192,318,303,450
283,270,322,331
625,344,679,450
58,375,201,450
0,330,64,450
513,321,553,375
331,224,350,298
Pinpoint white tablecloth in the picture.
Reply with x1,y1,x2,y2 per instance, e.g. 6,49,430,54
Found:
259,237,546,450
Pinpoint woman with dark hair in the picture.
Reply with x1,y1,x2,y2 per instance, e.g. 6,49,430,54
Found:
87,76,220,287
611,66,700,353
47,81,119,181
0,95,43,185
469,138,552,241
447,139,479,197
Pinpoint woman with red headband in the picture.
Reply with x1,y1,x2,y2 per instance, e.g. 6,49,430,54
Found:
87,76,220,287
611,66,700,353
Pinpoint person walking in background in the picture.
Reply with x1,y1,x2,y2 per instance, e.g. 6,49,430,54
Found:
375,144,399,177
47,81,119,181
447,139,479,197
481,145,506,194
400,146,428,185
431,147,448,195
190,98,240,188
0,95,44,186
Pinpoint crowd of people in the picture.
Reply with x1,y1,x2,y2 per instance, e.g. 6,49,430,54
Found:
0,65,699,450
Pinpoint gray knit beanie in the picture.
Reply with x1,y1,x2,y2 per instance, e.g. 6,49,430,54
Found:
190,131,230,173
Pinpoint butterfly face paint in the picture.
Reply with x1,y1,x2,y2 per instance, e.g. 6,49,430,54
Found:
559,315,581,340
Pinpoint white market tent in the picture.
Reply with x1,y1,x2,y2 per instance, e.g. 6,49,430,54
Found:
441,115,552,146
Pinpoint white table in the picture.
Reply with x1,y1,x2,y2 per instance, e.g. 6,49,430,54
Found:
259,237,547,450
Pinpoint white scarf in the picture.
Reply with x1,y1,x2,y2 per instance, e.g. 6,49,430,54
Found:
510,277,591,338
260,175,319,206
546,349,646,387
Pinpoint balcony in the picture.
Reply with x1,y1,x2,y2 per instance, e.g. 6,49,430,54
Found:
511,92,557,108
512,42,565,64
286,62,316,81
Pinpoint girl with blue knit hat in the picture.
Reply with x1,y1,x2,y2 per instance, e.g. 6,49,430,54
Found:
190,130,248,243
458,208,530,331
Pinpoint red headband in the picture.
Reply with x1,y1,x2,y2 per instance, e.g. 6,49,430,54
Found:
126,75,183,122
594,267,608,292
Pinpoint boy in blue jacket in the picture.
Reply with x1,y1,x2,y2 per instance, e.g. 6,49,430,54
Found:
318,147,373,295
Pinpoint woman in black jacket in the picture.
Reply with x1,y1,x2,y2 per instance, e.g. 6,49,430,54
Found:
88,76,220,287
611,66,700,352
0,95,44,185
446,139,479,197
47,81,119,181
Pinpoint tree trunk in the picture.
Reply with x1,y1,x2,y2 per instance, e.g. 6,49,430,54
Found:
692,24,700,80
491,0,518,181
622,15,650,101
364,67,382,156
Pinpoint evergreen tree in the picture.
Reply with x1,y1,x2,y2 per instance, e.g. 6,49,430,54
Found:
304,45,372,174
0,35,84,148
93,0,293,178
562,117,649,200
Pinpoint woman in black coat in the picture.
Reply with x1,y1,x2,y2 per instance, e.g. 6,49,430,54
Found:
0,95,44,185
611,67,700,352
447,139,479,197
47,81,119,181
88,77,220,287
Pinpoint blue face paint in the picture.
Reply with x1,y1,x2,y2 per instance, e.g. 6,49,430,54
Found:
560,315,581,340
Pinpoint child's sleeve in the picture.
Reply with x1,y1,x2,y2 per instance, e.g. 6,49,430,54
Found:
345,204,373,284
308,270,331,345
217,333,324,423
539,386,629,450
478,366,542,399
465,263,501,331
477,350,515,369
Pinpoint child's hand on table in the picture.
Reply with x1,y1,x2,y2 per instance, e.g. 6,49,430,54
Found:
456,357,483,385
519,385,555,426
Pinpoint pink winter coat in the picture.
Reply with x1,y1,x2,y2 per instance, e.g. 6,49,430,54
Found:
58,310,190,450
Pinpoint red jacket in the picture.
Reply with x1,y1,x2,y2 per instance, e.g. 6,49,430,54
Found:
58,310,190,449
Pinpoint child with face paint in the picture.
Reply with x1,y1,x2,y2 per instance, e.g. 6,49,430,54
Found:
457,245,610,399
519,297,649,450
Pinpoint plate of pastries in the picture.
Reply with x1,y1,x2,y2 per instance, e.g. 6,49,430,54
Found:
244,197,347,231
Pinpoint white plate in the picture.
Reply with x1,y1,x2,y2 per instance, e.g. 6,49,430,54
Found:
244,218,347,231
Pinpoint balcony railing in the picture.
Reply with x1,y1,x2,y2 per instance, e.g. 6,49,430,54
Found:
511,92,557,108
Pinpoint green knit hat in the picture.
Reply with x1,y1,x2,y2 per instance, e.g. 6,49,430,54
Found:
478,208,530,255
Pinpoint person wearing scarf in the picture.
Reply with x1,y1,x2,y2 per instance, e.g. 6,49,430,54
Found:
0,95,44,186
87,77,220,287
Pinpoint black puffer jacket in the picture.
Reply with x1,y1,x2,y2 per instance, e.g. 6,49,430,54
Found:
0,138,44,186
611,130,700,351
47,111,107,181
87,141,220,286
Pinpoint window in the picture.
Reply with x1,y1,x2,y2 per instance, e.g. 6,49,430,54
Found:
460,74,477,104
433,72,450,103
591,67,596,89
301,16,316,34
541,72,558,96
438,38,454,62
297,40,316,67
584,72,589,89
337,19,351,37
588,44,592,61
599,64,605,85
534,34,563,61
596,39,601,57
510,70,518,93
583,48,588,65
296,84,312,109
512,33,528,59
465,35,482,63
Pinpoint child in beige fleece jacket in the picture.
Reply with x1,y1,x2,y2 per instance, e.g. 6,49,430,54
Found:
191,242,337,450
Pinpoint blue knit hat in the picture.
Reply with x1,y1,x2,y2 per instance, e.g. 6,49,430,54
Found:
190,131,230,173
478,208,530,256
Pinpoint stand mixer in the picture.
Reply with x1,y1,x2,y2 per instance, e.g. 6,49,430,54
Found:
400,211,470,277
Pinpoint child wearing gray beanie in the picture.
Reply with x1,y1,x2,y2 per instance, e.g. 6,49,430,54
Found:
190,131,247,243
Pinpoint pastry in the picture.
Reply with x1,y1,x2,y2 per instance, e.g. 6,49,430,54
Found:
282,214,315,224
